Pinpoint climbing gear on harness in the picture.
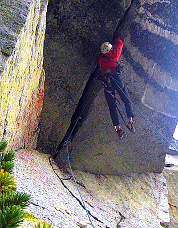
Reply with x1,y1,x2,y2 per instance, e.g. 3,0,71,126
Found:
102,69,112,90
100,42,112,54
102,70,124,92
127,121,135,132
116,128,125,139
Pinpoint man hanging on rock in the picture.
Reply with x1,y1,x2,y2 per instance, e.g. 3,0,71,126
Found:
98,37,135,138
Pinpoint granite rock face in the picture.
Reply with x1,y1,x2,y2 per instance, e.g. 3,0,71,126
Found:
163,164,178,227
1,1,177,227
38,0,178,175
0,0,48,150
14,149,170,228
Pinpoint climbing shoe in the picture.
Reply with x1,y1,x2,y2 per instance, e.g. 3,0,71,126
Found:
117,129,125,139
127,121,135,132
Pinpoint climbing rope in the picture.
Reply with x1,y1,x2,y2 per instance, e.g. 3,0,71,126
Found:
116,104,127,127
66,141,95,228
111,75,178,153
50,87,96,228
64,97,96,227
49,152,96,227
106,89,127,126
49,117,96,227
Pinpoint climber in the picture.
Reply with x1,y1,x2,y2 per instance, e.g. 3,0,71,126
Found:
98,38,135,138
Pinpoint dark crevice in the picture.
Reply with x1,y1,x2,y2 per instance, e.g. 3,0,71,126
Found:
113,0,135,41
117,212,126,227
49,157,104,225
55,66,102,156
49,157,125,227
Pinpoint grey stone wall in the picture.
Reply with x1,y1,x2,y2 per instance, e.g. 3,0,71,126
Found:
0,0,48,150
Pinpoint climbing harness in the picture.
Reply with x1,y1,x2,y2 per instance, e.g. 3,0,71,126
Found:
111,75,178,152
101,64,178,149
102,68,127,129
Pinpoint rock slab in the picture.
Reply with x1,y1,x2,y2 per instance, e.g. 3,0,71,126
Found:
14,149,170,228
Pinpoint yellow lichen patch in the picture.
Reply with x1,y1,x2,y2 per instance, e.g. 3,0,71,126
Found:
24,213,38,222
0,0,47,150
21,213,54,228
163,166,178,227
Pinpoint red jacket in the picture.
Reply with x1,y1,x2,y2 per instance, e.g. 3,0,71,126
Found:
98,38,123,77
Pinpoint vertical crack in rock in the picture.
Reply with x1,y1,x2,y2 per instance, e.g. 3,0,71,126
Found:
113,0,135,40
117,212,126,227
49,157,104,225
54,67,102,156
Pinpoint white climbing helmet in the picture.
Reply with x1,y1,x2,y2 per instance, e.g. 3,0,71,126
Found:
100,42,112,54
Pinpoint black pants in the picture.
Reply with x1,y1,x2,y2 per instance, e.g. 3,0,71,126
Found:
104,73,134,126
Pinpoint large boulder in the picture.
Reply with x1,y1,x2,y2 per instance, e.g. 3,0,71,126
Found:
37,0,132,152
38,0,178,175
